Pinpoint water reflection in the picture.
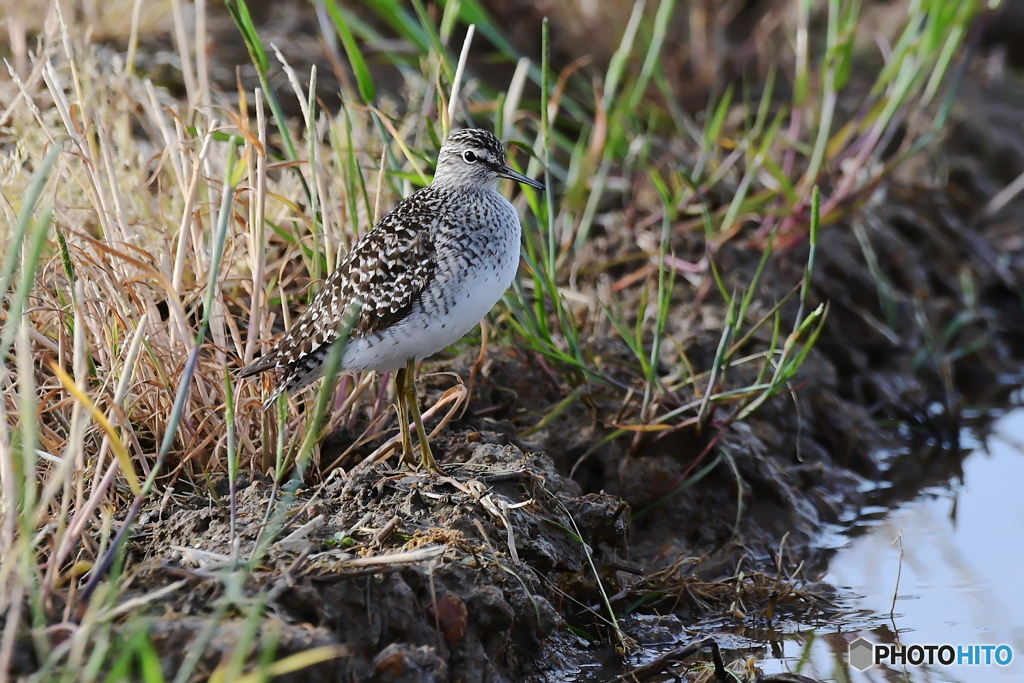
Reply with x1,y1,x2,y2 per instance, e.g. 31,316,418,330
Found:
763,407,1024,681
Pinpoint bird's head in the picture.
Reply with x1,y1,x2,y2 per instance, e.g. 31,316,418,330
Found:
433,129,545,192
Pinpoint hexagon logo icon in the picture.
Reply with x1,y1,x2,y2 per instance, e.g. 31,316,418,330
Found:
849,637,875,671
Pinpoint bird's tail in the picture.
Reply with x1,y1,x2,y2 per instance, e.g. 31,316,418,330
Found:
236,352,285,411
236,351,279,379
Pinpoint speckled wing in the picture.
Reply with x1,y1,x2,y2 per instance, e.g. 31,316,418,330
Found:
238,201,438,389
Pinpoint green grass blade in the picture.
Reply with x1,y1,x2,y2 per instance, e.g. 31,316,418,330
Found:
322,0,377,103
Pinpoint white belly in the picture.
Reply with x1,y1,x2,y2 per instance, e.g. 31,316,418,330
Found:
340,239,520,372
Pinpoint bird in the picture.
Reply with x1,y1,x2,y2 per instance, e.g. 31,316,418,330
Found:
238,128,545,471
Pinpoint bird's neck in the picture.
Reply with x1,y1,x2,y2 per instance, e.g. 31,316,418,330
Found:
429,177,498,194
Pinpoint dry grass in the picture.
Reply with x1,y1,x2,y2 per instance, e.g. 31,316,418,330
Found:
3,18,381,465
0,6,524,672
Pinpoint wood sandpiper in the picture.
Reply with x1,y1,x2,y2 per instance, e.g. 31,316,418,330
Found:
238,129,545,470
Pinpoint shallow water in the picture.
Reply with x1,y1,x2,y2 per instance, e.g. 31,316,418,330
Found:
759,404,1024,681
581,404,1024,682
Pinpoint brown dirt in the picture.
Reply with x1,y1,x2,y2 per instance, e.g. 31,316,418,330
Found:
122,439,628,681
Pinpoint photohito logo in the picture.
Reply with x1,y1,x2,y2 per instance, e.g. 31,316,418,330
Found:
848,637,1013,671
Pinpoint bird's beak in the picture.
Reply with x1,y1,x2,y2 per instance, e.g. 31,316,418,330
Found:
498,165,545,191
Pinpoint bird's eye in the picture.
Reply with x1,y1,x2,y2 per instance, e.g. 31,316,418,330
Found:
462,150,478,163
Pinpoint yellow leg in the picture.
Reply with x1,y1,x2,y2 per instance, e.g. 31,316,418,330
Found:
403,358,437,471
394,365,414,467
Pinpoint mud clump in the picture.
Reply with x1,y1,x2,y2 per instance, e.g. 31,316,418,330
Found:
129,437,628,681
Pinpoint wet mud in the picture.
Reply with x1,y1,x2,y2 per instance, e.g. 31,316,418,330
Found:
128,441,628,681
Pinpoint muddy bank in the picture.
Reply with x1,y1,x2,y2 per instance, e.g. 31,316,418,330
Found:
128,441,628,681
126,432,856,682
